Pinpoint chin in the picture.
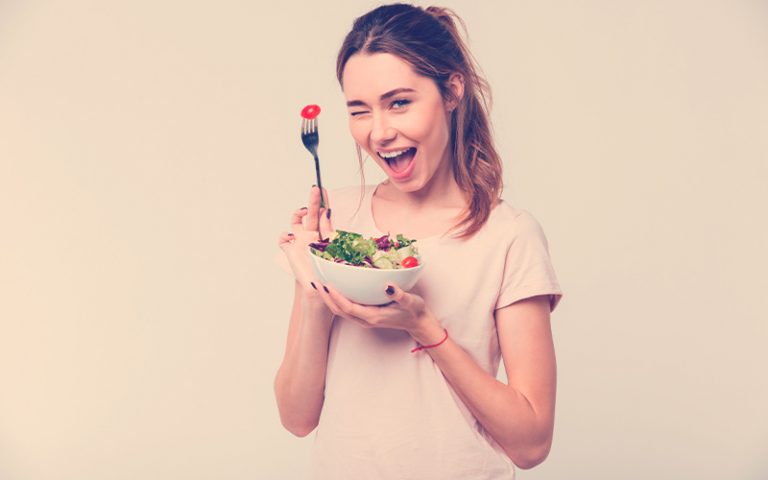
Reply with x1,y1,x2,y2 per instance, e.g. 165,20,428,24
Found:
389,177,424,192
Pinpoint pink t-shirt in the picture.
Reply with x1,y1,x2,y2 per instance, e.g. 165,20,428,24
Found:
277,184,563,479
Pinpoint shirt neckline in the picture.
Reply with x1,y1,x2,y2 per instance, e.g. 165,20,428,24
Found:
365,183,450,244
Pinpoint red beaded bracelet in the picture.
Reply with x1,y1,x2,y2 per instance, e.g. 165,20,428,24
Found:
411,328,449,353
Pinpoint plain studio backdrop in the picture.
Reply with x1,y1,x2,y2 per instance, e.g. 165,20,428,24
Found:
1,1,766,479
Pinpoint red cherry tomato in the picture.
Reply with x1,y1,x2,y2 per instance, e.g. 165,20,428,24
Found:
301,104,321,119
401,256,419,268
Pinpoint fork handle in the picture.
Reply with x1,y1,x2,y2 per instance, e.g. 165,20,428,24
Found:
314,154,326,209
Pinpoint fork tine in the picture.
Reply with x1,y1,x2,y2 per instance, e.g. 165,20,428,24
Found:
300,117,319,136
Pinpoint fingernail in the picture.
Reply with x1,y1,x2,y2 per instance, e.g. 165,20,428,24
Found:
310,282,317,290
323,285,330,294
326,208,332,219
287,233,294,236
385,285,395,295
312,184,317,188
300,206,308,210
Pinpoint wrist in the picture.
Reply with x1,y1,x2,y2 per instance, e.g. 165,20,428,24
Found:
301,292,334,323
409,310,444,345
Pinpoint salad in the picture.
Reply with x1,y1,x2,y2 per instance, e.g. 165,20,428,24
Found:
309,230,421,269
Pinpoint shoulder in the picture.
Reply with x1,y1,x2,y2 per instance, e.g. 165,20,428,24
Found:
488,200,547,242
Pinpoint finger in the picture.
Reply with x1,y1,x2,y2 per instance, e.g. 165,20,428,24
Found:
277,232,295,247
305,186,322,232
291,207,308,225
318,185,331,210
319,204,334,241
316,282,343,317
290,207,309,236
324,283,365,320
384,283,412,308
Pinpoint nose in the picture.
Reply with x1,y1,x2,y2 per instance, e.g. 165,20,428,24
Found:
370,111,396,145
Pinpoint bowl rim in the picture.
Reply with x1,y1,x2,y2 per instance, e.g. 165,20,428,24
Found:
309,247,424,272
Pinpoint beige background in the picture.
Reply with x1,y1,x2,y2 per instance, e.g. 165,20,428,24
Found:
1,1,766,479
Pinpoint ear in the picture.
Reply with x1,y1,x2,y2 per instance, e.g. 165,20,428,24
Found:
445,72,465,111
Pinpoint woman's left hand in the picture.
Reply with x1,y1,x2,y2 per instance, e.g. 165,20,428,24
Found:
317,283,435,337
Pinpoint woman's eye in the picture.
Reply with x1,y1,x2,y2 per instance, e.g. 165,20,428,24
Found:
391,99,411,109
349,100,409,117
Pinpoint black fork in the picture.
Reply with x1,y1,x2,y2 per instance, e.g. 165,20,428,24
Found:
300,117,326,209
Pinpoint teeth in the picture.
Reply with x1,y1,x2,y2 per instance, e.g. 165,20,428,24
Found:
378,148,410,159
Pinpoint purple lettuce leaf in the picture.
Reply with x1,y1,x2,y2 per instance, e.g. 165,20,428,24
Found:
374,234,391,251
309,241,329,252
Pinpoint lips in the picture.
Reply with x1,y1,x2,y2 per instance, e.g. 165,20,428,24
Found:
383,147,417,180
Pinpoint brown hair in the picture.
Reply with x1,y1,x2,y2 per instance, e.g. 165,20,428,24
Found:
336,3,503,240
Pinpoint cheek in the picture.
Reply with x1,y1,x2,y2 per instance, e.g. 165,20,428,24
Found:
403,107,446,144
348,120,367,144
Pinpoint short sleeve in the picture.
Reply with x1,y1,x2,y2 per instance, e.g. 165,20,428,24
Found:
495,211,563,312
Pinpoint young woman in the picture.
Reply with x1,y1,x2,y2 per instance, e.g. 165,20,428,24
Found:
275,4,563,478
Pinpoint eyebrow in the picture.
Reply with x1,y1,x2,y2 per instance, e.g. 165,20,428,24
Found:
346,88,416,108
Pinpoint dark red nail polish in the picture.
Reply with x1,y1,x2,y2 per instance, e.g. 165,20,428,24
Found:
385,285,395,295
300,206,308,210
326,208,332,219
310,282,317,290
287,233,294,236
323,285,330,294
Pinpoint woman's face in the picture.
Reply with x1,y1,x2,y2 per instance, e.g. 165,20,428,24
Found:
342,53,458,192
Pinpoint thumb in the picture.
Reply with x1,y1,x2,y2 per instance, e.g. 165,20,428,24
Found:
384,283,412,306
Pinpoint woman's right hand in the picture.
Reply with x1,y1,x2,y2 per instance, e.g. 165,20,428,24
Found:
277,186,334,300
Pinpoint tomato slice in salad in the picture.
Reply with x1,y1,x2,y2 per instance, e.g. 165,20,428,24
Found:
301,104,321,119
401,256,419,268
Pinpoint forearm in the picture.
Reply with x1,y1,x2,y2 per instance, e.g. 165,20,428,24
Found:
274,295,334,436
410,316,551,467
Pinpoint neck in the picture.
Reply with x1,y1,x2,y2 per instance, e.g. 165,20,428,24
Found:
382,162,467,211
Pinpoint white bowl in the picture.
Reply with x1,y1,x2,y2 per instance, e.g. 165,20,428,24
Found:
309,249,425,306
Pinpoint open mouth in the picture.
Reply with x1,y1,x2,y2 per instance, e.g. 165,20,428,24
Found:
378,147,417,174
